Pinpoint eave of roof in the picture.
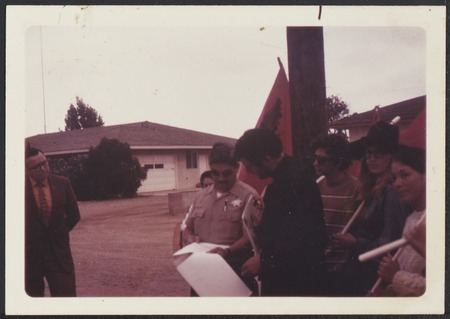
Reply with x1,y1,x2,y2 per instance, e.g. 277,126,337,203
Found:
26,121,238,154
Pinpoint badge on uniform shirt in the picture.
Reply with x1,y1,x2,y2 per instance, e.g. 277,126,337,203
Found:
230,198,242,209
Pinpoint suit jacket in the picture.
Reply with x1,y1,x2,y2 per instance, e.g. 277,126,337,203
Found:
25,174,80,273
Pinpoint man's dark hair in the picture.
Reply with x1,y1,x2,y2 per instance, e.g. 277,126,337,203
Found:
310,133,352,171
25,143,44,159
234,128,283,163
208,142,237,166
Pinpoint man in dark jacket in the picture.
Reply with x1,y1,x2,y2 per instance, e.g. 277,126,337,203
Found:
25,145,80,297
235,128,328,296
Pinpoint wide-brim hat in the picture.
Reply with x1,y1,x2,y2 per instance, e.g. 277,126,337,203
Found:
349,120,399,160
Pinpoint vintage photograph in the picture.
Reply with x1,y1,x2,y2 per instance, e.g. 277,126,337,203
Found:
6,5,445,315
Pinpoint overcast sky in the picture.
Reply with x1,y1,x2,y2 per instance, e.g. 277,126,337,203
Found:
22,8,427,139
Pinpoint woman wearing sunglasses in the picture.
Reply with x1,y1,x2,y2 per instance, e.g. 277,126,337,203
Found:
331,121,409,296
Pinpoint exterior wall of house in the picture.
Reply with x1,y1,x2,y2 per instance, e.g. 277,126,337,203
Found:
133,150,177,193
175,149,210,189
133,149,211,192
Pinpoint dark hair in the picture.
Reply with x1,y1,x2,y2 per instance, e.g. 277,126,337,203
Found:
208,142,237,166
310,133,352,170
25,143,43,159
393,145,425,174
234,128,283,163
200,170,213,186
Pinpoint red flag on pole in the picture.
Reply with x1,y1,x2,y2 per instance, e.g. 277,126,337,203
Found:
371,105,381,124
399,108,426,150
238,58,292,194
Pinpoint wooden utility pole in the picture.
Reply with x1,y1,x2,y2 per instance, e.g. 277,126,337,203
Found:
287,27,327,175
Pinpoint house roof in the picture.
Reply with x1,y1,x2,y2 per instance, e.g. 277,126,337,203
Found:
26,121,238,155
329,95,426,129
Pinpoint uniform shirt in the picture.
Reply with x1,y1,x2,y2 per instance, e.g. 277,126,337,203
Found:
185,180,259,245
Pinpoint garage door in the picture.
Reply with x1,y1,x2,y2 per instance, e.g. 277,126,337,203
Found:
138,154,176,193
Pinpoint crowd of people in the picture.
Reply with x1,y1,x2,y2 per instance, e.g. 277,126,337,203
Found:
25,119,426,297
181,120,426,297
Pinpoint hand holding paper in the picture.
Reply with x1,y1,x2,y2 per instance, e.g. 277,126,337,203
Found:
173,242,252,297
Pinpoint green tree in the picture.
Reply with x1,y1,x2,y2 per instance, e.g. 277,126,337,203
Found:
82,138,147,200
64,97,104,131
325,95,350,124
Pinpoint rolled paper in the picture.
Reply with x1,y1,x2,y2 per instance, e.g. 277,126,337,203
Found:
390,116,401,125
359,213,425,263
316,175,325,184
359,238,407,263
340,200,365,235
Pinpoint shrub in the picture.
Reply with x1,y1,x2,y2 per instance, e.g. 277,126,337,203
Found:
82,138,147,200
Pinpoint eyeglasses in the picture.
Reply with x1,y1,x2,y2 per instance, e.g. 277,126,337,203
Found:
27,161,47,171
210,169,234,178
365,150,388,159
310,155,332,165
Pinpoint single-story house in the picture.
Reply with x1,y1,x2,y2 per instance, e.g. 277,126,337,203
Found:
26,121,237,193
328,95,426,142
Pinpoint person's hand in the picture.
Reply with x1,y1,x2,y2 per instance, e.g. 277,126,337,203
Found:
183,234,200,246
241,254,261,277
331,233,357,248
208,247,230,258
404,221,426,257
377,253,399,283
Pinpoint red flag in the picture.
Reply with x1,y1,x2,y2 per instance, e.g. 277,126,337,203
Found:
371,106,381,124
238,58,292,194
399,108,426,150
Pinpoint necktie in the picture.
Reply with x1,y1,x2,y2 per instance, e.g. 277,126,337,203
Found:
37,182,51,225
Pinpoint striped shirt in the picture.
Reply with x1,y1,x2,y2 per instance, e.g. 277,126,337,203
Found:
318,175,358,272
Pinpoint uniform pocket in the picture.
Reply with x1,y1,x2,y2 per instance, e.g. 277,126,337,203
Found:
224,207,242,222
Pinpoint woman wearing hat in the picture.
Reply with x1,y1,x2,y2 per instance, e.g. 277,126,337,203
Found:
330,121,410,295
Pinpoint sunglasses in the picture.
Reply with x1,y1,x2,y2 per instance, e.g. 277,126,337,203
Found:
210,169,234,177
310,155,332,165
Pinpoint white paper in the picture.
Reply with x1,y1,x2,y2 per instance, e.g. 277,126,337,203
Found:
173,242,252,297
176,253,251,297
173,242,229,256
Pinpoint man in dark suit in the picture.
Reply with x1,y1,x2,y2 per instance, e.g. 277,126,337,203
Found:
25,145,80,297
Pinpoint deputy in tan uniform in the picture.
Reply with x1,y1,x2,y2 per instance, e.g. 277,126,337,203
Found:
183,142,261,295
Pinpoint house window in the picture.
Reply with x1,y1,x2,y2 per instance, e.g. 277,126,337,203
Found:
186,151,198,169
145,163,164,169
